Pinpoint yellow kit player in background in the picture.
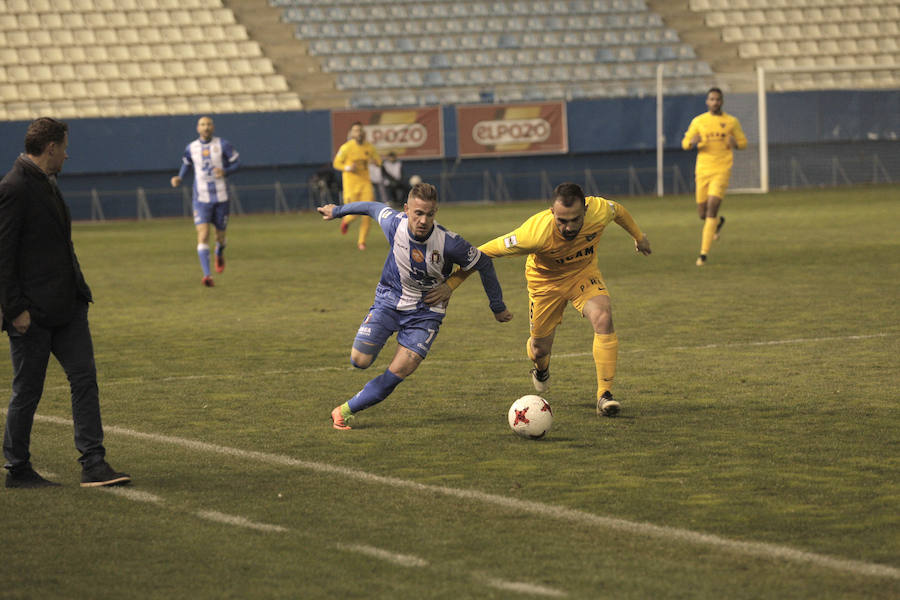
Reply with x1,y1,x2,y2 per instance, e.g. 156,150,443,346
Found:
333,121,382,250
428,183,651,417
682,87,747,266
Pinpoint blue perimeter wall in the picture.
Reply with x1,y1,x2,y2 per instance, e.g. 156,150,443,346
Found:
0,89,896,218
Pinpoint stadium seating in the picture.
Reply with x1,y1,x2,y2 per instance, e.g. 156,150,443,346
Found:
0,0,302,120
278,0,714,107
689,0,900,91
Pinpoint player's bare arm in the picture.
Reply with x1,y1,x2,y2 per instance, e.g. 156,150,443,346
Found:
170,176,181,187
689,133,701,148
317,204,337,220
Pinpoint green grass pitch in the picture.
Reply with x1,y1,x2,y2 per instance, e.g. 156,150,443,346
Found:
1,186,897,599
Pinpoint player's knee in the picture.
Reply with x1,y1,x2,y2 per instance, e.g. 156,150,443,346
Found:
591,311,613,334
350,352,374,369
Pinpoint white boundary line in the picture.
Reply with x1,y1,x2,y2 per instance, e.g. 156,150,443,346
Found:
28,413,900,581
482,577,568,598
334,543,429,568
195,510,288,533
72,332,893,389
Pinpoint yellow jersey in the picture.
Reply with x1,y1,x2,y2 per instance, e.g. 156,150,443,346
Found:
477,196,643,289
333,139,382,191
681,111,747,174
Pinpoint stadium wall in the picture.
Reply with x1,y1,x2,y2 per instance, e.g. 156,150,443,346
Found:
0,90,895,220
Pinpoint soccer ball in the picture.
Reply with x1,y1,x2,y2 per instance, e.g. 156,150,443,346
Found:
507,395,553,439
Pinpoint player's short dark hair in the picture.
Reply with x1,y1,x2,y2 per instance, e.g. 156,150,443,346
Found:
552,182,586,207
25,117,68,156
349,121,363,129
409,182,437,204
707,87,724,98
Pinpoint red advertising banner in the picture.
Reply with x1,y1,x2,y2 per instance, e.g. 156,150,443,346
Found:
456,102,568,157
331,107,444,159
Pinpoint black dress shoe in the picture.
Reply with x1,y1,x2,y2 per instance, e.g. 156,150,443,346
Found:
5,467,61,488
81,461,131,487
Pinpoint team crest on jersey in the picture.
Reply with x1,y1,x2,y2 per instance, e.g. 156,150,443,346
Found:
503,235,518,248
411,248,425,263
202,149,210,157
431,250,442,264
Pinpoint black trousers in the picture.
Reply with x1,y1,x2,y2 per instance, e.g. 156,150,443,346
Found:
3,303,105,471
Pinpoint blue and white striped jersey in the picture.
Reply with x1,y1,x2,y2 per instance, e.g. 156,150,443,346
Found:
178,136,240,204
333,202,505,317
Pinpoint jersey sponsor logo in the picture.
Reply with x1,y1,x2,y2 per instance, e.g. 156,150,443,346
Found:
554,245,594,264
357,326,372,336
411,248,425,263
365,123,428,149
471,118,551,146
503,235,518,248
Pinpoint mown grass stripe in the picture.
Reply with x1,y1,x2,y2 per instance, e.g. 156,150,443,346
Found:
28,413,900,580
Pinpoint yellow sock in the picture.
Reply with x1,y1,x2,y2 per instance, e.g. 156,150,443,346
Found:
526,337,550,372
593,332,618,398
358,216,371,246
701,217,717,255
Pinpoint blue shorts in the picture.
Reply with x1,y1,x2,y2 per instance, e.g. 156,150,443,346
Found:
353,305,443,360
193,200,230,230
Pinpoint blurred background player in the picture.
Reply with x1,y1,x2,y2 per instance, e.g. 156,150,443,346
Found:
682,87,747,267
170,116,240,286
316,182,512,430
431,182,651,417
381,151,411,209
333,122,381,250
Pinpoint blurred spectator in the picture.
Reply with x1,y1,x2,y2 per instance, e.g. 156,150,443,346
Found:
382,152,411,209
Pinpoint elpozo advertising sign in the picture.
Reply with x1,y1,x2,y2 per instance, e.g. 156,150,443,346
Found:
331,107,444,159
456,102,568,158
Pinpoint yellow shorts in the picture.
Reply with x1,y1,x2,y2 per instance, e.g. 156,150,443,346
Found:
695,170,731,204
343,180,375,203
528,267,609,339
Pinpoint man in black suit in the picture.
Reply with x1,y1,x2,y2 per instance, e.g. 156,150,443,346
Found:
0,117,130,489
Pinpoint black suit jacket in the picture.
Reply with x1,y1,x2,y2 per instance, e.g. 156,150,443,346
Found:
0,155,92,329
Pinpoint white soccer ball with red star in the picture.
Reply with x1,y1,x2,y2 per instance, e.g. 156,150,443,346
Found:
508,395,553,439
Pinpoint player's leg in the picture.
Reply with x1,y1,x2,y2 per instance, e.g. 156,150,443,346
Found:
213,202,229,273
334,314,438,430
356,183,376,250
194,202,214,285
694,173,712,266
709,171,729,242
339,185,360,235
526,290,566,393
574,272,620,416
699,195,723,266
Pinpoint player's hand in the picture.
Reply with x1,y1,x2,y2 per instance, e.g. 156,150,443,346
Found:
493,309,513,323
213,167,225,178
12,310,30,334
690,134,701,148
424,283,452,305
635,234,651,256
170,176,181,188
343,165,353,172
727,135,737,149
317,204,336,220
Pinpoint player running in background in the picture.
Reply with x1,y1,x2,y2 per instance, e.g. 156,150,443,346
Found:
170,116,240,286
428,183,651,417
333,122,382,251
682,87,747,267
316,182,512,430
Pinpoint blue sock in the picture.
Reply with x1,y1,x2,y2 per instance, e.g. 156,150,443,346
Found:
347,369,405,414
197,244,211,277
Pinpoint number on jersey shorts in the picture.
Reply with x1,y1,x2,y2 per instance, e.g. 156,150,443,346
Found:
352,305,442,359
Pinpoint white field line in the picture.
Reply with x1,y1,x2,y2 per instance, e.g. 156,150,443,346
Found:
482,577,568,598
195,510,288,533
335,543,429,568
72,332,894,390
100,487,164,504
27,413,900,581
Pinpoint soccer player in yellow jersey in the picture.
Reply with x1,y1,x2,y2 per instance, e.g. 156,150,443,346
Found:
333,122,382,250
428,183,651,417
682,87,747,266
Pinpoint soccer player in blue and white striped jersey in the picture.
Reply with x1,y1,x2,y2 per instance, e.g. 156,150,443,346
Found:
170,116,240,287
316,182,513,430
